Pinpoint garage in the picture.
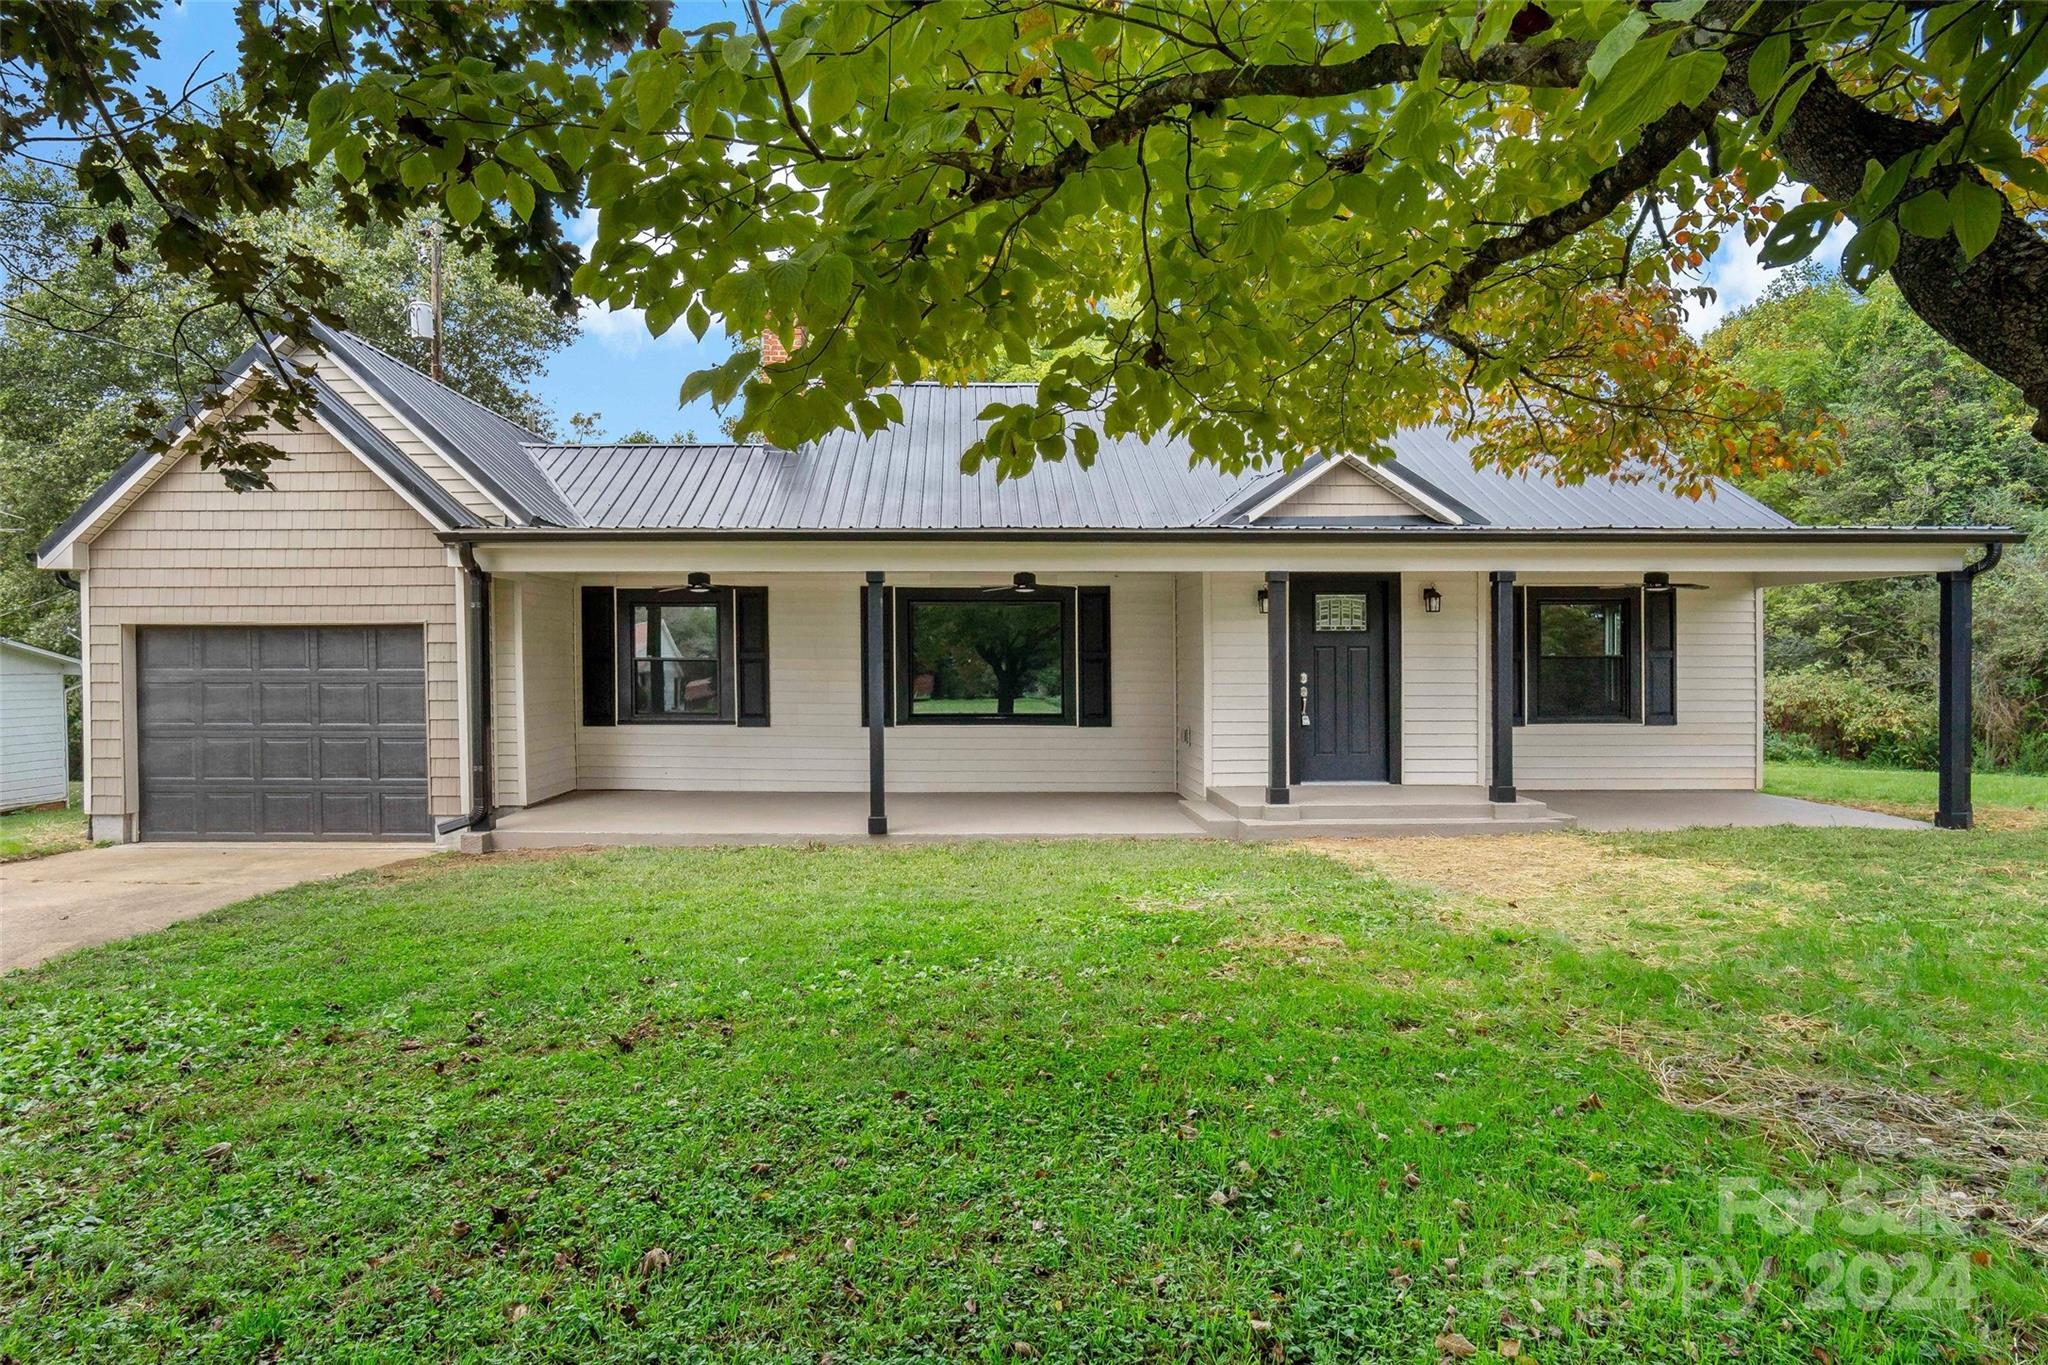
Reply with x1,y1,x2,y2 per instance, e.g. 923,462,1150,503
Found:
137,626,431,840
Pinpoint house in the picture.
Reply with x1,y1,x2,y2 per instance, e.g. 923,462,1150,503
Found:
32,327,2017,845
1,638,81,813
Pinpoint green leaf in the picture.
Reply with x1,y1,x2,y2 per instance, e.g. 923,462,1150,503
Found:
1588,10,1652,84
399,155,435,191
1896,189,1950,238
1757,200,1838,267
810,61,856,125
1841,218,1898,288
1948,179,2002,259
445,178,484,225
810,252,855,311
505,173,536,222
333,136,366,183
1747,30,1791,103
308,82,348,134
558,126,590,170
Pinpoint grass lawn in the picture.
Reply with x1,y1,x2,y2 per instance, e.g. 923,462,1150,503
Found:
4,827,2046,1362
1766,761,2048,827
0,782,90,861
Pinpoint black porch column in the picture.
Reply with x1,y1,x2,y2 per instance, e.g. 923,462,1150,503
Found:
1488,570,1517,804
866,571,888,835
1936,568,1974,830
1266,572,1290,805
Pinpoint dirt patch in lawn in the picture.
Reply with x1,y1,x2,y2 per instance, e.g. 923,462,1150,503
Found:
1301,836,1831,960
1624,1032,2048,1255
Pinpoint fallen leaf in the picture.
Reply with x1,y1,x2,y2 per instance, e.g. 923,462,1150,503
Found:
1435,1331,1478,1358
505,1303,528,1324
1498,1340,1521,1359
639,1247,671,1277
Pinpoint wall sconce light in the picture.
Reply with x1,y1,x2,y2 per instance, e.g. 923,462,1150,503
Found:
1256,588,1270,615
1422,585,1443,614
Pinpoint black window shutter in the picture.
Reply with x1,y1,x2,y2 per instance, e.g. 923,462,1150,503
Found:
735,586,770,726
858,584,894,726
1510,585,1526,727
1644,588,1678,726
1077,587,1111,726
580,586,616,726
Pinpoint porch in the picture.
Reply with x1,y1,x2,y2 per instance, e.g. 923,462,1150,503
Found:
465,785,1919,849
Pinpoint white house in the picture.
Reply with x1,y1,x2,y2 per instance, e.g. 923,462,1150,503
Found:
32,326,2017,845
1,638,81,813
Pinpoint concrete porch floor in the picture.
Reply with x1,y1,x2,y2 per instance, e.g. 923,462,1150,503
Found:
476,787,1924,849
485,791,1209,848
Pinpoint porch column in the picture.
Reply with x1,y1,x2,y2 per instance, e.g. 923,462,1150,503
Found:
866,571,888,835
459,544,495,832
1488,570,1516,804
1936,567,1974,830
1265,571,1289,805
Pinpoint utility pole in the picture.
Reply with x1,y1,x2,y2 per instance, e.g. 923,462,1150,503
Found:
426,218,444,382
410,218,445,381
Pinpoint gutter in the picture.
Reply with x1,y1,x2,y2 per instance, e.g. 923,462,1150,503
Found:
457,542,495,834
435,525,2028,546
1963,540,2005,577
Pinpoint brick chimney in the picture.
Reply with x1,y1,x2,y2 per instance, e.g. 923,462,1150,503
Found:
760,323,806,367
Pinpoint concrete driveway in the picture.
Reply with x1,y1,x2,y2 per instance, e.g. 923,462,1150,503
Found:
1,843,436,972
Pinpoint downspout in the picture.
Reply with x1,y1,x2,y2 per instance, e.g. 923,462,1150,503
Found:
458,542,495,834
1963,540,2004,579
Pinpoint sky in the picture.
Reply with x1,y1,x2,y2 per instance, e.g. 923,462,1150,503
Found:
132,1,1838,442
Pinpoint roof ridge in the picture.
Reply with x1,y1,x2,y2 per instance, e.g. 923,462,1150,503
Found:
326,326,548,441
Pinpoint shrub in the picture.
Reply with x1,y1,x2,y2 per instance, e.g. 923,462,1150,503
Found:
1764,668,1937,767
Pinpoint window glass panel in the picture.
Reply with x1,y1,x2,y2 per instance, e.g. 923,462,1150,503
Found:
1313,593,1371,632
907,599,1066,718
631,602,720,716
1534,599,1630,720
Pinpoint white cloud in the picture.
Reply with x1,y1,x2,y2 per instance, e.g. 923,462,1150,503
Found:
1681,191,1856,336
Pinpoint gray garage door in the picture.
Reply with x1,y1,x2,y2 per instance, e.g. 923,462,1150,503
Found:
138,626,431,840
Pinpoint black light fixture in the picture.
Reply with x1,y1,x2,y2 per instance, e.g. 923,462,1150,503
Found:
1256,588,1270,615
1012,571,1037,594
686,572,712,593
1422,585,1443,613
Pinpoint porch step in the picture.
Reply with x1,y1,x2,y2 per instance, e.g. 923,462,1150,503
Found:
1185,786,1576,839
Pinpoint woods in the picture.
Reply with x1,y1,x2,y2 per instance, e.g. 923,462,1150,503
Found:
1710,275,2048,769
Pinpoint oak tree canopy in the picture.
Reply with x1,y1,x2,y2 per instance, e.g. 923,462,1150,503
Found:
7,0,2047,493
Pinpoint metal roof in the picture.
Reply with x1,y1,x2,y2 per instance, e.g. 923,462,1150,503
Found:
524,383,1795,533
310,324,580,526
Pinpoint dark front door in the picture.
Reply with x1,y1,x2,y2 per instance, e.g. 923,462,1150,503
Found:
1290,576,1393,783
137,625,431,840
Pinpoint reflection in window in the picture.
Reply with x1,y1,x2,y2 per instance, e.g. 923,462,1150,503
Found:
904,597,1068,720
631,602,721,717
1532,596,1635,721
1313,593,1372,632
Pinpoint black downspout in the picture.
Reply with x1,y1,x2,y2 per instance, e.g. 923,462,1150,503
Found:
865,571,887,835
1265,571,1290,806
1488,571,1518,804
459,543,495,834
1936,541,2003,831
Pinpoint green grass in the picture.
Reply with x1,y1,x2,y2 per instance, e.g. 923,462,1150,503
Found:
4,831,2046,1362
1766,760,2048,820
0,782,90,861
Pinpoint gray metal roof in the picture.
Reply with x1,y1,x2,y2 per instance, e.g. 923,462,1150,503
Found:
310,324,580,526
523,383,1794,532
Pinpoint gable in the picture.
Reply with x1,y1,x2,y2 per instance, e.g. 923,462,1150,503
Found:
302,349,510,524
1244,456,1462,525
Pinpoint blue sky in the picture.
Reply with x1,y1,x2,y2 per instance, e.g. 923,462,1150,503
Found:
135,1,1835,441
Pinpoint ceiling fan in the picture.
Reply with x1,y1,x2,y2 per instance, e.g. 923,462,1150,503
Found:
979,572,1041,595
1643,572,1710,592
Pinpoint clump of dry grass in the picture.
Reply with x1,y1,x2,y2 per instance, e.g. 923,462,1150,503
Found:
1301,835,1829,961
1626,1036,2048,1254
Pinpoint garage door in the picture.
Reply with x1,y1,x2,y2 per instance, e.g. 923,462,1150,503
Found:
138,626,431,840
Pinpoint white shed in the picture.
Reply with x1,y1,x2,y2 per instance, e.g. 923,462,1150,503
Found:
1,637,82,813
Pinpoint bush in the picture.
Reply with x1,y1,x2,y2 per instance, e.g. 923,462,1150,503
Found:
1764,668,1937,767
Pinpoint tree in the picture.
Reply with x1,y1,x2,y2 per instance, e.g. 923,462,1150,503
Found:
6,2,2048,493
0,160,577,656
1710,273,2047,766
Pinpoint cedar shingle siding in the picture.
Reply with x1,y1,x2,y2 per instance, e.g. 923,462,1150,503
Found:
84,428,463,824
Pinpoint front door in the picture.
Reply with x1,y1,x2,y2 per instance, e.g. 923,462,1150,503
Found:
1290,576,1393,783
